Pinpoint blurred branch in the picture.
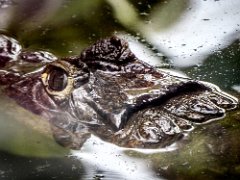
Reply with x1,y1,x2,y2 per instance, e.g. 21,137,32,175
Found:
106,0,143,31
150,0,190,30
9,0,63,29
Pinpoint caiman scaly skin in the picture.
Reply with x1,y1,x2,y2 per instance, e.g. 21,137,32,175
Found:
0,34,238,149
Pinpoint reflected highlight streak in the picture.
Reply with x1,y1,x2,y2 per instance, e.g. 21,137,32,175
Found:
71,135,175,180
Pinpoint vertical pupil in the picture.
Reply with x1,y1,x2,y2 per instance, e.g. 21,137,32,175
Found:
48,67,68,91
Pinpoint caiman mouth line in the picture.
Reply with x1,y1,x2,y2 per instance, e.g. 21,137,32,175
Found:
85,81,212,132
118,81,212,129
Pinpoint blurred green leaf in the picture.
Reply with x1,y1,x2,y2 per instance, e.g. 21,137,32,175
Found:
0,95,68,158
150,0,190,30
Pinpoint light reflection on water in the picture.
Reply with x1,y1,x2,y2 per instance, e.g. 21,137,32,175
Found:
233,85,240,93
146,0,240,67
72,135,177,180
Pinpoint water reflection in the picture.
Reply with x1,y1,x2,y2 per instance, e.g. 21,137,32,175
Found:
183,39,240,90
145,0,240,67
233,85,240,93
72,135,168,180
0,151,84,180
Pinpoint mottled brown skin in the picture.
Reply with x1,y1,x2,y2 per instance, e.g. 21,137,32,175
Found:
0,35,238,149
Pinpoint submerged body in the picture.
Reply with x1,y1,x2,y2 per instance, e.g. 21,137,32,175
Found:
0,35,238,149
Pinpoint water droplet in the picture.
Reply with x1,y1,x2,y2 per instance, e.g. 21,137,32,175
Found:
72,14,77,19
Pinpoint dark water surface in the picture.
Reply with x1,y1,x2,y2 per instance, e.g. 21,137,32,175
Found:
0,0,240,179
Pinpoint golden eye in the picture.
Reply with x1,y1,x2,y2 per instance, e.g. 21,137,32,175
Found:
41,60,75,100
47,67,68,91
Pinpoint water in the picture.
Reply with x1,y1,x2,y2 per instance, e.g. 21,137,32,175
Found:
72,136,162,180
0,0,240,179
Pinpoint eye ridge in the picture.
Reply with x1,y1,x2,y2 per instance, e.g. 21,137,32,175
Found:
48,66,68,91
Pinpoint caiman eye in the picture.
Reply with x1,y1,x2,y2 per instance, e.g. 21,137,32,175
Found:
48,67,68,91
41,60,75,100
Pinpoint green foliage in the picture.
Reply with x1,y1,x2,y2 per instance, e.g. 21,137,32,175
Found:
0,95,68,157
